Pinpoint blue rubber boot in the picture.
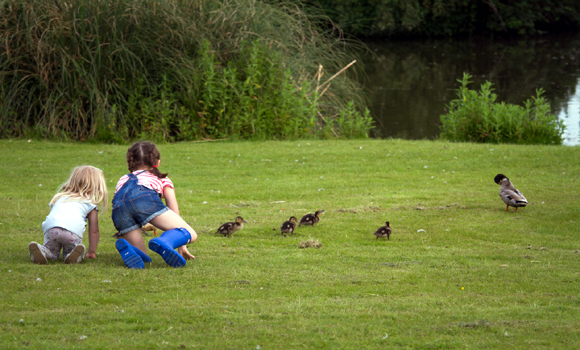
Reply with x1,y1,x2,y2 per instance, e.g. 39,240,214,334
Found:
133,246,152,263
116,239,147,269
148,228,191,268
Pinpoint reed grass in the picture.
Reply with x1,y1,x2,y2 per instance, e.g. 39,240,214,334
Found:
0,0,370,141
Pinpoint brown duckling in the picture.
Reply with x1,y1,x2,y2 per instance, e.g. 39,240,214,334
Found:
280,216,298,236
216,216,248,238
141,223,159,236
299,210,324,226
374,222,392,240
494,174,528,212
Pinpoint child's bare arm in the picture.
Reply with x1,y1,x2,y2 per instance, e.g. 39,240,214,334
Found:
86,209,100,259
163,187,180,215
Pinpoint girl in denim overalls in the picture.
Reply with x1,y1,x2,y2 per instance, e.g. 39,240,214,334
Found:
112,142,197,268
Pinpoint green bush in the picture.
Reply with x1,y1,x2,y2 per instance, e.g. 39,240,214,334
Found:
440,73,565,145
0,0,371,141
106,41,323,142
321,101,373,139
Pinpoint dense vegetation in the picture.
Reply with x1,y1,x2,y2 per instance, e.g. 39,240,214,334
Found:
304,0,580,38
0,0,372,142
440,74,565,144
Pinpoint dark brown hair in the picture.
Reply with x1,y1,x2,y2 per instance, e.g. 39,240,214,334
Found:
126,142,168,179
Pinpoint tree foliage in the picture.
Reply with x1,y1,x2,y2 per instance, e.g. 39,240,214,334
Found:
303,0,580,37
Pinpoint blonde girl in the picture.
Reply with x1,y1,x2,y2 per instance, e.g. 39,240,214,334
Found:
112,142,197,269
29,166,108,264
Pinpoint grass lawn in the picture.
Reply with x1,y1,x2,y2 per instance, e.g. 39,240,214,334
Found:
1,139,579,349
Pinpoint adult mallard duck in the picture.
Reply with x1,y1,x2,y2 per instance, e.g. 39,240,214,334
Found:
216,216,248,238
299,210,324,226
494,174,528,212
374,222,392,240
280,216,298,236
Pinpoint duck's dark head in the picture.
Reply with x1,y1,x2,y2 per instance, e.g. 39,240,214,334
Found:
494,174,508,185
289,216,297,223
386,221,390,227
235,216,248,224
315,210,325,217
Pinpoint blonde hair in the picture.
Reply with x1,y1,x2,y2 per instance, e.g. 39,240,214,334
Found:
50,165,108,212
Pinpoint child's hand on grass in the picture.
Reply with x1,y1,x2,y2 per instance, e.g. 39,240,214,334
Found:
86,253,96,259
178,246,195,260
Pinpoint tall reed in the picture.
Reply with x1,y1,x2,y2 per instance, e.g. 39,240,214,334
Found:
0,0,371,141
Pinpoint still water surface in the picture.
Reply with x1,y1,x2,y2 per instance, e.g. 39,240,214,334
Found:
360,32,580,146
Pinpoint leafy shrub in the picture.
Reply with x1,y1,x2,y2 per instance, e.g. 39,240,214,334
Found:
0,0,371,141
321,101,373,139
440,73,565,145
105,41,323,142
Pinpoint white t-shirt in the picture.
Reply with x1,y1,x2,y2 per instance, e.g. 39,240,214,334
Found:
41,197,97,238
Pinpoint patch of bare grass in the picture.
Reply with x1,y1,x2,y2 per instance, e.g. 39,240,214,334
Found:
298,239,322,249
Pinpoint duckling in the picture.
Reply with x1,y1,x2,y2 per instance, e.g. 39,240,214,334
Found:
280,216,298,236
141,223,159,236
494,174,528,212
374,222,392,240
299,210,324,226
216,216,248,238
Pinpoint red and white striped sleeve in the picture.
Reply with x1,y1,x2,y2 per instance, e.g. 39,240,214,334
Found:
161,177,174,191
115,175,130,194
114,171,174,196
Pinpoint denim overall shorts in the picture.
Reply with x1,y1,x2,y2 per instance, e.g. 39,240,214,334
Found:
112,171,169,235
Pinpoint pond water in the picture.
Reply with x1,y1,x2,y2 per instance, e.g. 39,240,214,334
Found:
360,32,580,146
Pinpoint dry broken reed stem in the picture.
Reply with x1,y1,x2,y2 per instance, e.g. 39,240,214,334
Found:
314,64,323,89
316,60,356,96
